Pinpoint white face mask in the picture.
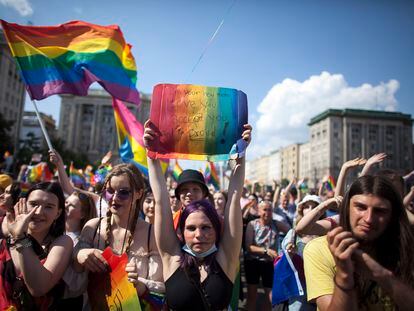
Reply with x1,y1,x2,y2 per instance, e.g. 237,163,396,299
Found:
182,244,218,258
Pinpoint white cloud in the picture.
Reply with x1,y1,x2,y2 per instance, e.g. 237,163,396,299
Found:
250,71,399,158
0,0,33,16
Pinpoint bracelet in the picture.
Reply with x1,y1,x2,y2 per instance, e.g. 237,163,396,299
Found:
15,237,33,251
6,234,28,247
334,276,354,292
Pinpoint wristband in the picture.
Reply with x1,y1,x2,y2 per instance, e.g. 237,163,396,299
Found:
334,276,354,292
263,247,268,255
6,234,28,247
15,237,33,251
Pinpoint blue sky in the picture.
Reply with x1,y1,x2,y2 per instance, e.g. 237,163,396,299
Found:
1,0,413,161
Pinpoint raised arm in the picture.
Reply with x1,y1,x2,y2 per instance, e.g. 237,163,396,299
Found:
144,121,180,259
360,153,387,177
272,181,281,207
49,149,74,195
295,197,342,236
7,201,73,296
335,158,366,197
217,124,251,279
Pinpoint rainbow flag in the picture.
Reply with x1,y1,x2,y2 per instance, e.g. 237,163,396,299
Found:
171,161,183,180
112,98,168,176
326,175,336,191
88,247,141,311
27,162,53,183
147,84,248,161
205,162,220,190
69,162,86,186
0,20,139,104
91,164,112,186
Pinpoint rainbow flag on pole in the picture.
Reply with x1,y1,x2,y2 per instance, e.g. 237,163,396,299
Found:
112,98,168,176
0,20,139,104
171,161,183,180
205,162,220,190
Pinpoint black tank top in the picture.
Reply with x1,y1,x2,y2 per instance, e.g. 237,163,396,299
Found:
165,259,233,310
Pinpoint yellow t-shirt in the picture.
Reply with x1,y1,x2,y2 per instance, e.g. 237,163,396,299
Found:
303,236,395,310
303,236,335,302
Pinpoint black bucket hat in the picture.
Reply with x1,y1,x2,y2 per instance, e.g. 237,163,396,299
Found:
175,169,209,199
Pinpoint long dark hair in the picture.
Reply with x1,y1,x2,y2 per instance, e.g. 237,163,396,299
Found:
178,199,222,275
340,175,414,287
26,182,66,238
99,163,146,254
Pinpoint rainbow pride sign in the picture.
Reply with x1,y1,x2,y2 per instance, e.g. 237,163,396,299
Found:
148,84,248,161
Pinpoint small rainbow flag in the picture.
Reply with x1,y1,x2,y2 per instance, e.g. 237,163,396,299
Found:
69,162,86,186
91,164,112,186
326,175,336,191
205,162,220,190
112,98,168,176
147,84,248,161
0,20,139,104
171,161,183,181
27,162,53,183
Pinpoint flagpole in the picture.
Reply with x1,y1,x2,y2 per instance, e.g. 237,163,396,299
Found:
31,100,53,150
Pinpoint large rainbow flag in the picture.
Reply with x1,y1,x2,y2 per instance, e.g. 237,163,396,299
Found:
148,84,248,161
0,20,139,104
112,98,168,176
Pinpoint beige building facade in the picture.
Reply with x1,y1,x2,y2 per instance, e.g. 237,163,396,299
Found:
280,143,299,181
58,89,150,163
247,108,412,188
0,30,26,150
308,109,413,183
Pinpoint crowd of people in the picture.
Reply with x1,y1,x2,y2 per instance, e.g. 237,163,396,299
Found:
1,124,414,310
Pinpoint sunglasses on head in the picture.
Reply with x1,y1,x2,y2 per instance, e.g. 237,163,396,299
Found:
103,188,131,201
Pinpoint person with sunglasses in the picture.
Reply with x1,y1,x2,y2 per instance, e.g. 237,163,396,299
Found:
144,121,252,310
74,163,165,309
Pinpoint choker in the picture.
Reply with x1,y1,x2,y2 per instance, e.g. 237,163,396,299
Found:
182,244,218,258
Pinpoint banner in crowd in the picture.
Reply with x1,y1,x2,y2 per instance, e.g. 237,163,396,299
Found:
147,84,248,161
0,19,139,104
113,98,169,176
88,247,141,311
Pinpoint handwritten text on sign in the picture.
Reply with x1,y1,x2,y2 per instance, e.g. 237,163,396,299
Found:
148,84,248,161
